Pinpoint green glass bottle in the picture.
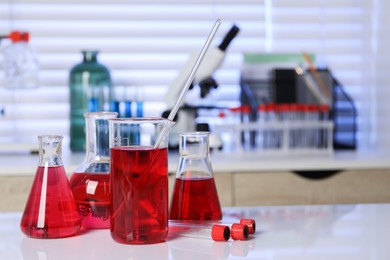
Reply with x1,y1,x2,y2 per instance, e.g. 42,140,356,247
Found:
69,50,112,152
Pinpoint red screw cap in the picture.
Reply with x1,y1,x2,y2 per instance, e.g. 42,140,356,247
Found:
240,219,256,234
211,225,230,241
231,223,249,240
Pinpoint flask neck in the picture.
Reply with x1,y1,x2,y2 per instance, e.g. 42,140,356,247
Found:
179,132,210,158
177,132,213,179
38,135,63,167
82,50,98,63
85,112,117,163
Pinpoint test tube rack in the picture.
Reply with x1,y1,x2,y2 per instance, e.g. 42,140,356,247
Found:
213,120,334,156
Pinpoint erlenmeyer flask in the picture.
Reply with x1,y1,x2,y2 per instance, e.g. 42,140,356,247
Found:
169,132,222,220
69,112,118,229
20,135,81,238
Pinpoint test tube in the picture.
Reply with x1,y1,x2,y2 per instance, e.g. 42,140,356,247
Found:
168,222,230,242
169,218,255,239
256,104,267,150
241,105,252,150
319,104,330,148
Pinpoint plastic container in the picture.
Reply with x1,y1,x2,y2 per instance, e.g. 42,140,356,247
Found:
20,135,81,238
69,112,118,229
3,31,39,89
69,50,112,152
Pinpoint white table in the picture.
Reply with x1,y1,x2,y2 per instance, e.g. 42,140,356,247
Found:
1,204,389,260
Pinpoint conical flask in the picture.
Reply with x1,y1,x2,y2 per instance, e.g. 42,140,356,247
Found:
20,135,81,238
169,132,222,220
69,112,118,229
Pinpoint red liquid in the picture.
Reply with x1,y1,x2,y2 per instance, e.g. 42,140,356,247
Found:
20,166,81,238
110,146,168,244
69,173,110,229
169,178,222,220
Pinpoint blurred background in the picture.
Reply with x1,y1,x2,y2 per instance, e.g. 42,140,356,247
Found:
0,0,388,152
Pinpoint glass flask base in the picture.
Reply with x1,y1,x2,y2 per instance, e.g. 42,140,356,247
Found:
169,177,223,221
20,165,81,239
69,172,110,229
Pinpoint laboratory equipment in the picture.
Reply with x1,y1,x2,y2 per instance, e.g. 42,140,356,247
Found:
169,132,223,221
69,112,118,229
169,219,252,241
69,50,112,152
163,24,239,144
3,31,39,89
20,135,81,238
109,117,175,244
169,221,230,241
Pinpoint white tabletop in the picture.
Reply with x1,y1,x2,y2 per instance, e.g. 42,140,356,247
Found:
1,204,390,260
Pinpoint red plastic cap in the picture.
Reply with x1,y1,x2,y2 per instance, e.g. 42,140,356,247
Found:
9,31,21,42
240,219,256,234
257,104,266,111
319,104,330,112
211,225,230,241
8,31,29,42
231,223,249,240
241,105,251,114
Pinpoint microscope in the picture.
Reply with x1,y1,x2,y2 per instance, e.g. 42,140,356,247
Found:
163,24,240,149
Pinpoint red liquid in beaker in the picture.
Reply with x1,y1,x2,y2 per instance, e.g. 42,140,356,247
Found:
20,166,81,238
69,173,110,229
169,177,222,220
110,146,168,244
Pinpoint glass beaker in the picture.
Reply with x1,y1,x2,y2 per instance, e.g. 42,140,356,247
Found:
69,112,118,229
20,135,81,238
169,132,222,220
108,117,174,244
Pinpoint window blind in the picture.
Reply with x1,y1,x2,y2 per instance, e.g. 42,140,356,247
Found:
0,0,379,150
0,0,265,147
270,0,374,148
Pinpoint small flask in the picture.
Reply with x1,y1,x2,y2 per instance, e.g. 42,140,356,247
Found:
69,50,113,152
169,132,222,220
20,135,81,238
69,112,118,229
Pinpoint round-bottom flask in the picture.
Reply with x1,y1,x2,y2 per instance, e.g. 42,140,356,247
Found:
20,135,81,238
69,112,118,229
169,132,222,220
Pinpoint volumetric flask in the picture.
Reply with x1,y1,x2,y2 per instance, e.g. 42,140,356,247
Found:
169,132,222,221
20,135,81,238
109,117,175,244
69,112,118,229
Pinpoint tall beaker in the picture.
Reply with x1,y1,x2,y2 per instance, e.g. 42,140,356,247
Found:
69,112,118,229
109,117,174,244
169,132,222,220
20,135,81,238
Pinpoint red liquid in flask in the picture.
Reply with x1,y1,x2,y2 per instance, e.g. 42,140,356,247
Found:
69,173,110,229
110,146,168,244
20,165,81,238
169,177,222,220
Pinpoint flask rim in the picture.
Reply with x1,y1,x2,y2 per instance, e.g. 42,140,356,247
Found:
179,131,210,137
84,111,118,120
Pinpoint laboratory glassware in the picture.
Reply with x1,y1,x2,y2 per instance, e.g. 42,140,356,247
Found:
169,132,222,221
109,117,174,244
69,112,118,229
69,50,112,152
20,135,81,238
